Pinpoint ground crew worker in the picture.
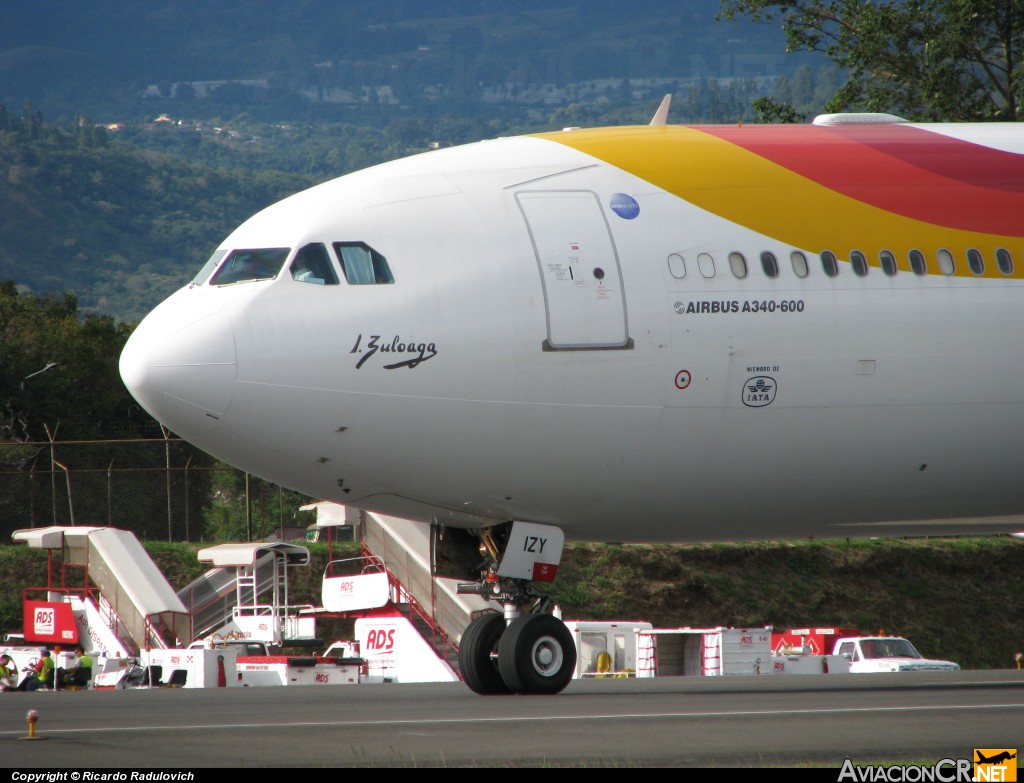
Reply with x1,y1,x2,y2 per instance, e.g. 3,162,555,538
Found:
20,649,53,691
0,654,16,690
61,645,93,687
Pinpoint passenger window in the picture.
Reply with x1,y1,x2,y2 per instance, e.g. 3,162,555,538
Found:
290,243,339,285
760,251,779,278
697,252,716,278
209,248,290,285
850,250,868,277
667,253,686,279
937,248,955,275
728,252,747,279
820,250,839,278
333,242,395,285
966,248,984,275
996,248,1014,275
879,250,897,277
790,251,809,278
193,249,227,285
909,249,927,276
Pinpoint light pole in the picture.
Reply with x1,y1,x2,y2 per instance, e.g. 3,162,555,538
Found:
22,363,61,524
43,423,58,524
20,362,58,390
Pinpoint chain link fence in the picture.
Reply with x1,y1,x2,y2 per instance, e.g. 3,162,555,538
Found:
0,437,313,543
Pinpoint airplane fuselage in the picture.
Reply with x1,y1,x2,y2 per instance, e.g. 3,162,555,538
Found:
120,121,1024,543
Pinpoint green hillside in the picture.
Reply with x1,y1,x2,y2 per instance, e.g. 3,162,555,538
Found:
0,1,798,125
0,106,311,321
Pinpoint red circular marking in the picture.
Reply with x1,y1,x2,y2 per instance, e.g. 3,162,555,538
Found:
675,370,691,390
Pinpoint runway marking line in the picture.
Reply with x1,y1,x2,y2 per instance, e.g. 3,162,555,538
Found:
1,702,1022,737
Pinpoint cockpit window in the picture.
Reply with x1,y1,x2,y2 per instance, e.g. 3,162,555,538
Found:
192,249,228,285
290,243,339,285
333,242,394,285
209,248,290,285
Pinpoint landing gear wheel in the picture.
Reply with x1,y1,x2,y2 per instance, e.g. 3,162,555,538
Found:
498,613,576,694
459,612,512,695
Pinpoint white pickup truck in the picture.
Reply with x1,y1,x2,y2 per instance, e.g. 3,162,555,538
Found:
833,636,960,672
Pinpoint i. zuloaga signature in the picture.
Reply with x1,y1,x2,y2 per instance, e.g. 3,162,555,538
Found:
350,333,438,369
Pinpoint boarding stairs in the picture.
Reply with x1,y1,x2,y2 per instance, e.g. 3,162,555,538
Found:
181,542,315,647
322,510,497,676
11,526,191,656
396,603,461,674
179,550,288,641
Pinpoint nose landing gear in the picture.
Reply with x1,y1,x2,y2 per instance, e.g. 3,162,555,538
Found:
459,606,577,695
456,522,576,695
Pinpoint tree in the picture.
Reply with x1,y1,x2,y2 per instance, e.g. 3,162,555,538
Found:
720,0,1024,121
0,284,216,539
790,63,815,106
203,463,314,542
752,96,808,123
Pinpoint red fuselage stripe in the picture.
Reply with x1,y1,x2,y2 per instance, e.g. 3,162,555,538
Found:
697,124,1024,236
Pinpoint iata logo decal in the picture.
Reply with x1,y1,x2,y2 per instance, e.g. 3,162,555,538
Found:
743,376,776,407
350,333,437,369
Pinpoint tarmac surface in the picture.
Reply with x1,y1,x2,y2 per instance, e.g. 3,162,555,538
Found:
1,669,1022,768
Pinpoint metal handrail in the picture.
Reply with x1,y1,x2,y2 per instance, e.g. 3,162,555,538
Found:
323,555,386,579
364,546,460,673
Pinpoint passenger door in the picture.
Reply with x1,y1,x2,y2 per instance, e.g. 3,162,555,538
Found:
517,190,630,350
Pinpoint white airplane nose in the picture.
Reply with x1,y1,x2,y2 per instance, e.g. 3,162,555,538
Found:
120,303,236,437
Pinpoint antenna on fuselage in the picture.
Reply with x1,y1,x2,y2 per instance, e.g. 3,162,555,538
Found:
649,94,672,126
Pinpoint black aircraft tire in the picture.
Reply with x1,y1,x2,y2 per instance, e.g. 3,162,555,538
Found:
497,614,576,695
459,612,512,695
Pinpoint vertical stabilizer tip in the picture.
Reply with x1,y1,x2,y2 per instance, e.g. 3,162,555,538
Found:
649,94,672,126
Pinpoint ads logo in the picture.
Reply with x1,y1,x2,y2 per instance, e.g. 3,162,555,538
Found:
366,626,396,653
975,749,1017,782
34,608,54,636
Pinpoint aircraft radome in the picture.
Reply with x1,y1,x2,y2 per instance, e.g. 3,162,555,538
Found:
120,98,1024,694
